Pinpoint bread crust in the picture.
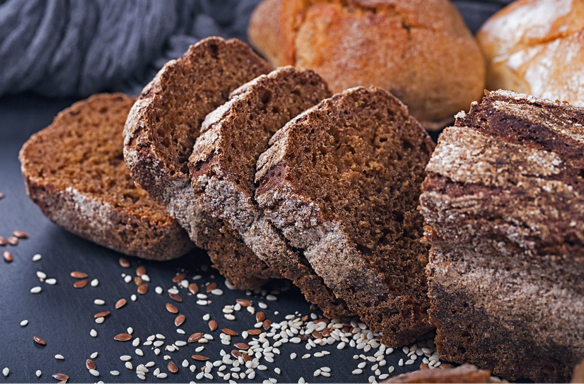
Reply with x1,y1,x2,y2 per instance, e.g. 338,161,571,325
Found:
19,94,193,260
478,0,584,106
248,0,485,128
123,37,278,288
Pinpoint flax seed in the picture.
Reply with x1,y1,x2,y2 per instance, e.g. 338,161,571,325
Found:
115,298,126,309
208,320,218,331
222,328,238,336
206,282,217,293
236,298,252,307
173,273,186,283
191,355,209,361
12,230,28,238
256,312,266,322
73,280,88,288
70,271,87,279
86,360,96,370
114,333,132,341
231,350,241,358
136,265,146,276
94,311,110,318
52,373,69,381
247,329,261,336
3,251,13,262
175,314,185,327
166,303,178,313
33,336,46,345
134,276,143,285
188,283,199,294
7,236,18,245
137,283,148,294
0,236,6,246
188,333,203,343
169,293,182,302
234,343,249,350
167,361,178,373
263,320,272,330
119,257,130,267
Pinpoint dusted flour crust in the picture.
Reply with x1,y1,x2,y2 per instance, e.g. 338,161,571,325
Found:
20,94,193,260
255,87,435,346
421,90,584,382
123,37,277,288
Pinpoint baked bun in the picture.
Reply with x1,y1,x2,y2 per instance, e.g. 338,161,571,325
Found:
478,0,584,106
248,0,486,129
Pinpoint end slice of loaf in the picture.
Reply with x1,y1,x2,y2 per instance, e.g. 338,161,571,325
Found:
189,66,351,317
19,94,194,260
123,37,278,289
255,87,436,346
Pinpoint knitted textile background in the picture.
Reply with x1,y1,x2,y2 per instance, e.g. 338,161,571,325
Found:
0,0,512,99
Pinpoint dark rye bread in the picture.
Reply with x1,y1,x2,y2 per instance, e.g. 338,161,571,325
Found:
420,90,584,382
383,364,506,383
189,66,351,317
123,37,278,288
19,94,193,260
255,87,435,346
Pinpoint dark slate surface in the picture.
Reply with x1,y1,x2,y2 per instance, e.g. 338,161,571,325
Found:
0,2,510,382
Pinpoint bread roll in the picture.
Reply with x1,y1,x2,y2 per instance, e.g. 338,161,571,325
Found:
248,0,486,129
478,0,584,106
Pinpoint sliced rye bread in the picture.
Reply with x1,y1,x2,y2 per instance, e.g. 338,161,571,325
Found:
254,87,436,346
189,66,351,317
19,93,193,260
123,37,278,289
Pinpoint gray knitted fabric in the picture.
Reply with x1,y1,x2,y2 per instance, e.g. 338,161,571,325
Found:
0,0,510,98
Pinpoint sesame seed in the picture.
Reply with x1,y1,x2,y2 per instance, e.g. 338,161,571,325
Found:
30,286,42,294
2,368,8,377
45,278,57,285
224,314,236,321
55,354,64,360
125,362,133,370
90,279,99,287
93,299,105,305
36,370,41,377
32,254,42,262
131,294,138,301
135,348,144,356
353,369,363,375
36,271,47,279
95,317,105,324
90,369,100,377
90,329,97,338
157,373,168,379
290,353,297,359
258,302,268,309
20,319,28,327
91,352,98,359
124,275,132,283
110,370,120,376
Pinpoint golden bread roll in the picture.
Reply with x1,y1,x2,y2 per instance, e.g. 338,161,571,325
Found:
248,0,486,129
478,0,584,106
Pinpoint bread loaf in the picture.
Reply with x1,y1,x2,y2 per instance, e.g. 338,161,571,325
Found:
478,0,584,106
19,94,193,260
255,86,435,346
124,37,279,289
248,0,486,129
420,90,584,382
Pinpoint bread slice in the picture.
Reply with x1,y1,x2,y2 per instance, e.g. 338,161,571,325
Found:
123,37,278,288
255,87,435,346
189,66,351,317
19,94,193,260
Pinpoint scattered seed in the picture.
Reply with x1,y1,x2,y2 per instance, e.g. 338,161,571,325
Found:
136,265,146,276
94,299,105,305
256,312,266,322
222,328,238,336
45,278,57,285
13,230,28,238
206,282,217,293
131,294,137,301
173,273,186,283
30,286,42,294
52,373,69,381
169,293,182,302
120,355,132,361
55,354,64,360
247,329,261,336
135,348,144,356
224,314,235,321
86,360,96,370
115,298,127,309
7,236,18,245
168,361,178,373
234,343,249,350
94,311,110,319
20,319,28,327
74,280,88,288
266,294,277,301
2,368,8,377
134,276,143,285
188,333,203,343
32,254,42,262
263,320,272,330
90,279,99,287
110,370,119,376
0,237,5,246
119,258,130,268
137,283,148,294
191,355,209,361
3,251,13,262
90,329,97,338
89,369,99,377
36,370,42,377
188,283,199,294
236,298,252,307
114,333,132,341
166,303,178,313
90,352,98,359
156,286,163,295
70,271,88,279
95,317,104,324
175,314,185,327
124,275,132,283
0,192,4,199
208,320,218,331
